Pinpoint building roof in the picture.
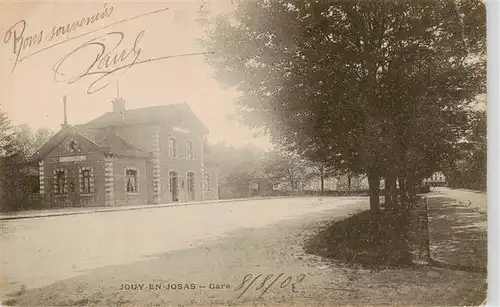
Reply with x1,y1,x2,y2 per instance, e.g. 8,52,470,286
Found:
83,103,208,133
31,125,150,163
71,126,150,158
32,101,209,163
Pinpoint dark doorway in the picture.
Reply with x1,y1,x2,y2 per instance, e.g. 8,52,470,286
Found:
67,166,78,207
169,171,179,202
187,172,195,201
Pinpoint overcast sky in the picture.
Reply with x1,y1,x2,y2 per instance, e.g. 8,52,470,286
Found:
0,1,271,149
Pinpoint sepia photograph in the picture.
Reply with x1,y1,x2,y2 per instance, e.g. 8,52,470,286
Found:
0,0,491,306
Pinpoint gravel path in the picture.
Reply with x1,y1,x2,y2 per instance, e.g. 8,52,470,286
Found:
427,188,487,270
1,197,486,306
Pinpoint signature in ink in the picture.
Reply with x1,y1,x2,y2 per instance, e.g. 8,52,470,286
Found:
52,30,212,94
234,272,306,299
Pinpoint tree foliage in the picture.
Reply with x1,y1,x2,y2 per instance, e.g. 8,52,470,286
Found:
444,109,486,190
0,109,55,211
13,124,54,158
209,143,267,198
0,109,19,158
208,142,317,198
201,0,486,211
262,147,316,192
1,109,27,211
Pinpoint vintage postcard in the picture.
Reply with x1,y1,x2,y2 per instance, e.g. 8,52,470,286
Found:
0,1,488,306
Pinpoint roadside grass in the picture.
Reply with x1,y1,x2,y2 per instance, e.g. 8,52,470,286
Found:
304,209,417,269
303,199,487,306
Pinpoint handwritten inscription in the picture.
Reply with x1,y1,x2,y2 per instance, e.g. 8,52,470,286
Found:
3,20,42,71
3,5,212,95
52,30,212,94
234,273,306,299
48,4,114,42
3,4,114,72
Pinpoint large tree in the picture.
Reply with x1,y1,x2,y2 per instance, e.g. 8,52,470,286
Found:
0,108,18,158
262,147,314,193
444,109,487,191
13,124,55,158
209,142,270,198
201,0,486,212
0,109,25,211
0,110,55,211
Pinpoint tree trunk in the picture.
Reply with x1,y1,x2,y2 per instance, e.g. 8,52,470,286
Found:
368,169,381,213
348,175,352,191
289,169,295,194
384,171,397,211
406,171,417,207
398,176,407,208
320,172,324,195
407,171,416,197
391,176,399,211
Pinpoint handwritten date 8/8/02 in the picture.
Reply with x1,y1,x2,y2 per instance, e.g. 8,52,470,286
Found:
234,273,306,299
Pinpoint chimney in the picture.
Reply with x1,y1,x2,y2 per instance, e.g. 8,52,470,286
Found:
112,82,125,114
63,95,68,126
111,97,126,114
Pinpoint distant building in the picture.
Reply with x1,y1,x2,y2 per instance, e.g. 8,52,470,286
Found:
423,172,446,187
32,96,219,207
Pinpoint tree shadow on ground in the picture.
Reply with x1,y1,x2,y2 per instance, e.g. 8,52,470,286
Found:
427,197,487,273
304,209,415,269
